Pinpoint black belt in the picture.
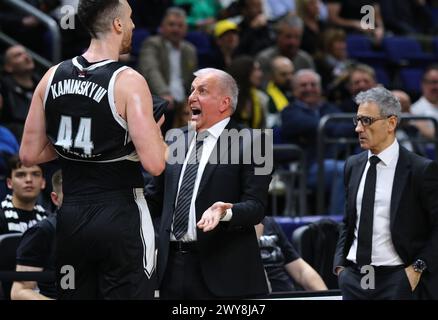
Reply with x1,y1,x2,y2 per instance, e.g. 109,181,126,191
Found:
346,260,404,274
169,241,198,252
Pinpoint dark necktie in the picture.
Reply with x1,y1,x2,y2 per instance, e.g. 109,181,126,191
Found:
172,131,209,240
356,155,380,266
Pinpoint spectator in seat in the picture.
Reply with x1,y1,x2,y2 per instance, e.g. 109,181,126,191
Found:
296,0,327,56
265,56,295,128
256,216,328,293
227,55,269,128
235,0,273,56
0,45,40,142
256,14,315,84
137,7,198,132
411,65,438,139
326,0,385,45
207,19,240,70
0,155,47,235
280,69,355,214
11,170,62,300
392,89,432,154
338,64,378,114
314,28,354,92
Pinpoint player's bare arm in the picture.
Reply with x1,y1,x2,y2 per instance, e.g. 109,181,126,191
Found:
20,67,58,166
116,69,167,176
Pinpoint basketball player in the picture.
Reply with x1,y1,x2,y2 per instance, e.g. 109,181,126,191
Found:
19,0,167,299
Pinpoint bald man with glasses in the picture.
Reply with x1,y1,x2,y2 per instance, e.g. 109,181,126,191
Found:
334,87,438,300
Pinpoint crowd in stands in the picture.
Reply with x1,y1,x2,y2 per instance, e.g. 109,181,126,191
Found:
1,0,438,298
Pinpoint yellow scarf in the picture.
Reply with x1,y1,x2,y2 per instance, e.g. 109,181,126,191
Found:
266,81,289,112
250,88,263,128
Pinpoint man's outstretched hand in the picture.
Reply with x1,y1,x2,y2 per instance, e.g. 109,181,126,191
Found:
197,202,233,232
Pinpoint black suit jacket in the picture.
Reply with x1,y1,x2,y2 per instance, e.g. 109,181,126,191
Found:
146,120,271,297
334,146,438,299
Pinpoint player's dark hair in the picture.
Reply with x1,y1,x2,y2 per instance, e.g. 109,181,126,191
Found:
78,0,122,38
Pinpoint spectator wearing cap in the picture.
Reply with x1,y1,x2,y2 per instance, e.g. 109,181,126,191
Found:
206,19,240,70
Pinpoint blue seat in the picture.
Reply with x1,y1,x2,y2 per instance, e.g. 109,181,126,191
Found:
346,34,386,66
430,6,438,28
400,68,424,95
185,31,212,68
373,66,391,87
383,36,435,67
185,31,212,52
274,215,343,241
433,37,438,58
131,27,150,57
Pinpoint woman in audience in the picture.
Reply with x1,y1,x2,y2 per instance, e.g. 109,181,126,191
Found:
227,55,269,128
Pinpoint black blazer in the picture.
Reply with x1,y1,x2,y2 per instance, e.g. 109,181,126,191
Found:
334,146,438,299
146,120,271,297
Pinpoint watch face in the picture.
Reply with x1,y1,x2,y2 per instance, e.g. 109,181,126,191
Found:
413,259,427,272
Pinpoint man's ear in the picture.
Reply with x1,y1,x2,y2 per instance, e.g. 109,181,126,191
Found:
50,192,60,207
220,96,231,113
40,178,46,190
6,178,12,190
388,116,398,132
113,17,123,33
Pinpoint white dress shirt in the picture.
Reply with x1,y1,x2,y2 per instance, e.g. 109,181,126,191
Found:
171,118,232,241
411,96,438,122
347,139,404,266
166,41,185,103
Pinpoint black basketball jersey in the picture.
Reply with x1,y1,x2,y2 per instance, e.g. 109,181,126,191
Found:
45,56,143,195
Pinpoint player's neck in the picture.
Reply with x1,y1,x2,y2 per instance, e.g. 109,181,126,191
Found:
82,37,120,62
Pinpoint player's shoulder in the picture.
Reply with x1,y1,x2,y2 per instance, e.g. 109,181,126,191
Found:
117,66,142,80
115,67,147,87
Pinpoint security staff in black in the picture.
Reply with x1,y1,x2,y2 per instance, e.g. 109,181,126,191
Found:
44,56,156,299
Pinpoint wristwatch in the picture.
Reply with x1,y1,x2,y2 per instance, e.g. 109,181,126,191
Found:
412,259,427,273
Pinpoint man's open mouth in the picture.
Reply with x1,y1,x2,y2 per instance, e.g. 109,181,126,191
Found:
191,107,201,116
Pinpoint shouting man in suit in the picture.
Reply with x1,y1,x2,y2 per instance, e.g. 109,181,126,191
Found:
334,86,438,300
146,68,272,299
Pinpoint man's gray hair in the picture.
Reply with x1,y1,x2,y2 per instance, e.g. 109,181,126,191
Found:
293,69,321,89
355,86,402,124
275,14,304,33
193,68,239,113
163,7,187,21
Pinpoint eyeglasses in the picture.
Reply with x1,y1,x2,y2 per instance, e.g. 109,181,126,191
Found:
353,115,393,127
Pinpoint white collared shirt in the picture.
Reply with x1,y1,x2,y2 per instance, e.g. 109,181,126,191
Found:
411,96,438,122
171,118,232,241
165,41,185,103
347,139,404,266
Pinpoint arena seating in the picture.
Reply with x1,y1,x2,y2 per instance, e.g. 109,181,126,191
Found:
274,215,343,241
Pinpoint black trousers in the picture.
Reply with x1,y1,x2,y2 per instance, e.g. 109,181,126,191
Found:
339,264,415,300
160,245,216,300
